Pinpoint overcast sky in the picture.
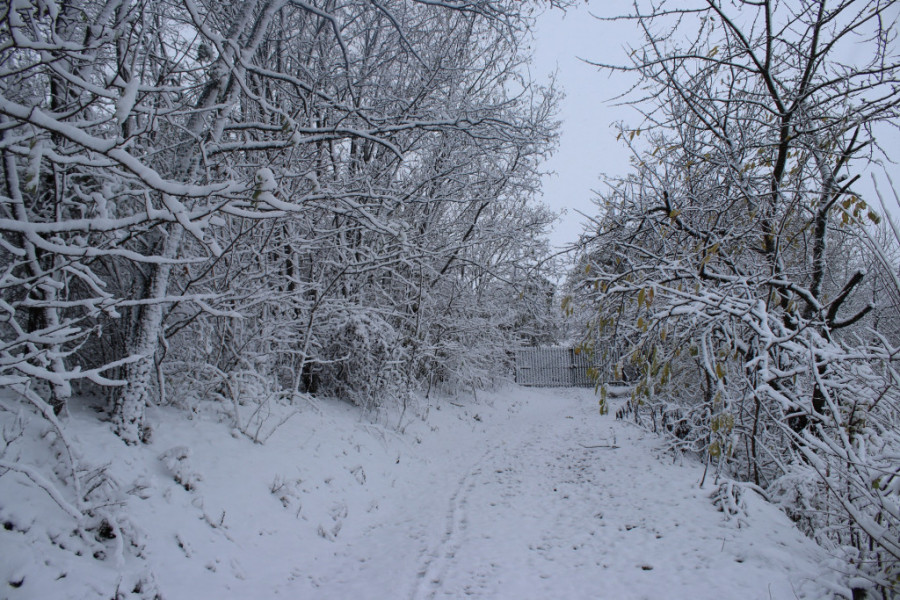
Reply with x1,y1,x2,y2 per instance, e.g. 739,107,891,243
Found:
532,1,900,251
532,1,638,250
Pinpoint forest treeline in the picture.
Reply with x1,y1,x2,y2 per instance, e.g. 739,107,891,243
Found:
0,0,563,444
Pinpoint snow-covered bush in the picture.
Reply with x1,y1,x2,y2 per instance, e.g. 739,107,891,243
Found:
315,310,405,409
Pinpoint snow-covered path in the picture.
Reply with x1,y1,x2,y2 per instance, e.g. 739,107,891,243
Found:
284,387,839,599
3,386,845,599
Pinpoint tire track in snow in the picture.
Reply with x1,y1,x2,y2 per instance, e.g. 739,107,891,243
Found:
409,396,573,600
410,448,489,600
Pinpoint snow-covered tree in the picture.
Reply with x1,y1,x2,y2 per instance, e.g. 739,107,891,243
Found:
0,3,566,583
1,0,565,442
569,0,900,593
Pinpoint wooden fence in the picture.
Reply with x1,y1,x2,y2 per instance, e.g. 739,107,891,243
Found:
514,347,601,387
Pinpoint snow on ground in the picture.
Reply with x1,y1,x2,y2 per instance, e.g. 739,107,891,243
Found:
1,386,848,599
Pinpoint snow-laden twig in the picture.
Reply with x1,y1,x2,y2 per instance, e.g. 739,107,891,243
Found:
0,459,83,522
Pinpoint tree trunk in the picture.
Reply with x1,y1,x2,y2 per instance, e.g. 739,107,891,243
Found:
113,225,183,444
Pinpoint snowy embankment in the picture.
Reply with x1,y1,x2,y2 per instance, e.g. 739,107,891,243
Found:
1,387,847,599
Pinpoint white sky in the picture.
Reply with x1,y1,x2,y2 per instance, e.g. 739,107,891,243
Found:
532,1,636,250
532,1,900,251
